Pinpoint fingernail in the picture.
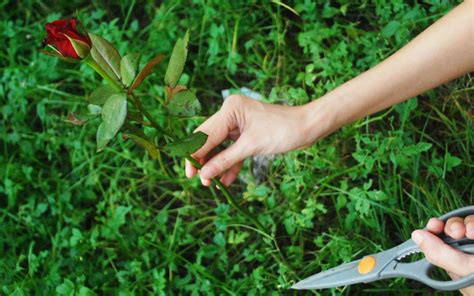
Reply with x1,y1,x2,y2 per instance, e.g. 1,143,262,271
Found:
412,230,424,245
185,166,192,178
467,222,474,233
200,175,211,186
427,218,438,226
200,166,214,179
451,222,463,233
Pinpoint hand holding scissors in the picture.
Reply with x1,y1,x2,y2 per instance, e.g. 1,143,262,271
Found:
292,206,474,292
412,210,474,295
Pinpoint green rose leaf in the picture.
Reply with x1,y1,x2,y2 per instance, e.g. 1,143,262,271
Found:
102,94,128,130
87,104,102,115
96,122,114,151
120,53,141,87
125,133,159,160
88,85,120,105
164,31,189,88
167,90,201,117
88,33,122,82
163,131,208,157
96,93,128,151
129,54,164,92
65,35,91,59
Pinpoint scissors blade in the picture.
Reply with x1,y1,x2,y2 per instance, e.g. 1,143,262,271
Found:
292,259,377,290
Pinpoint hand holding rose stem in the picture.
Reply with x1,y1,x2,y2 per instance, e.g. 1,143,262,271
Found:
41,18,290,270
186,1,474,187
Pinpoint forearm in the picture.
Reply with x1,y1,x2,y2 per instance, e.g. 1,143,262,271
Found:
304,1,474,141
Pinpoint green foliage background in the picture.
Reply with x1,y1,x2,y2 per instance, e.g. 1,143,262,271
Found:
1,0,472,295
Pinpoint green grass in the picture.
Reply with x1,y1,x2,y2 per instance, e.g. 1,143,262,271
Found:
0,0,472,295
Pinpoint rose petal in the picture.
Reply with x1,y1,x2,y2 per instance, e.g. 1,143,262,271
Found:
43,18,91,59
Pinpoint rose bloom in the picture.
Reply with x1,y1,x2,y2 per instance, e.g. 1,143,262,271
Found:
43,19,91,59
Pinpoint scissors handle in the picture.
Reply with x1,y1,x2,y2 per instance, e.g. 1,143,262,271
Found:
385,244,474,290
438,205,474,222
387,206,474,290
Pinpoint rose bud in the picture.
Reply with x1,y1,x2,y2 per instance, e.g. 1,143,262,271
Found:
43,19,91,59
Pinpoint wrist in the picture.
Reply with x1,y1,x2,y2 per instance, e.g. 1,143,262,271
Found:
300,92,341,145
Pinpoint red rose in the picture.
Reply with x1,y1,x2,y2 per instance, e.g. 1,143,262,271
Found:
43,19,91,59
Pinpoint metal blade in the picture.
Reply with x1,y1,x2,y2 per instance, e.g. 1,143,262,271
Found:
292,259,377,290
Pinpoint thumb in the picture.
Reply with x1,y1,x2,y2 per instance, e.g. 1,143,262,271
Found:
192,108,237,161
200,138,250,179
412,229,473,277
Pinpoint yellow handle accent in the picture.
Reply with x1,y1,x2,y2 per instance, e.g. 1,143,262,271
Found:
357,256,376,274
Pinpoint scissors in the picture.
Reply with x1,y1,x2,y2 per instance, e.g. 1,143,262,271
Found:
292,206,474,291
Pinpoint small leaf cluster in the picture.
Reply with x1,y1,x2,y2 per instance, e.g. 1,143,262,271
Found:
74,29,204,156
